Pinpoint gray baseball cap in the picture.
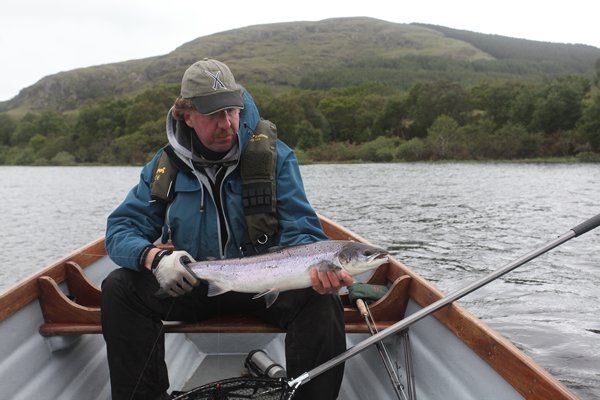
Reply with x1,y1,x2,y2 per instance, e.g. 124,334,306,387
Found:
180,58,244,115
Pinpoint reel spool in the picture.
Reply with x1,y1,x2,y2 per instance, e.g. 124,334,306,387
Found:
245,350,287,379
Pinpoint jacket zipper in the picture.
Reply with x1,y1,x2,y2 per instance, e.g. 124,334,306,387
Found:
219,159,241,258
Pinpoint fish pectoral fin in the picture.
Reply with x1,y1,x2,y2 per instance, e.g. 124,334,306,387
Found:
314,260,342,273
252,289,280,308
206,282,229,297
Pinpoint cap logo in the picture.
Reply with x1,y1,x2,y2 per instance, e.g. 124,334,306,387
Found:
205,70,226,90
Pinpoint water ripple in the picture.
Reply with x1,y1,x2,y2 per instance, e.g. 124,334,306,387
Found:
2,163,599,399
302,162,600,399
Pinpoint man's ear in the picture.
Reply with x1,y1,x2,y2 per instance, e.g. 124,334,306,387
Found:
183,111,194,128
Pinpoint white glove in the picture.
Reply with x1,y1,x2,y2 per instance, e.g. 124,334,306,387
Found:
152,250,199,297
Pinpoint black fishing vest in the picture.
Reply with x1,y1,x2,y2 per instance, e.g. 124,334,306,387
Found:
150,119,279,256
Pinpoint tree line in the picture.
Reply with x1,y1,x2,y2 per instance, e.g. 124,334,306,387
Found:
1,75,599,165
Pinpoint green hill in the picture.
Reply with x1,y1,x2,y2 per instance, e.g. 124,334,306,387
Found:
414,23,600,73
2,17,599,113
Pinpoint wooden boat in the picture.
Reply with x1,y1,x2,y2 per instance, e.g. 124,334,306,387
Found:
0,214,579,400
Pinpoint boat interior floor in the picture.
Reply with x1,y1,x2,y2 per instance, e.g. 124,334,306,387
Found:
181,354,249,391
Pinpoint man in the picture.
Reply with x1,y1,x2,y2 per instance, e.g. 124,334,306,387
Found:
102,59,352,400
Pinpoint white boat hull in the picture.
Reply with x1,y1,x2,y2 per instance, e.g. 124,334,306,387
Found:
1,256,524,400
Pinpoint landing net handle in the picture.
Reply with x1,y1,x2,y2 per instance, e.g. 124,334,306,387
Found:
172,376,297,400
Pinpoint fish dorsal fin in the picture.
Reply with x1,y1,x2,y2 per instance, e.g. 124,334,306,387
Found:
252,289,280,308
207,282,229,297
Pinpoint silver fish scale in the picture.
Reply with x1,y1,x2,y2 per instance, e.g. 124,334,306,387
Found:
188,241,351,294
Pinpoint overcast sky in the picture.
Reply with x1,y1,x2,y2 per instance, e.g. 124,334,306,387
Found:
1,0,599,101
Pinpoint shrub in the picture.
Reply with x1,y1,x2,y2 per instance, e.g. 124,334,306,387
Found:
426,115,468,159
0,114,16,145
576,151,600,162
396,138,428,161
0,145,8,164
293,149,313,164
492,123,542,159
357,136,401,162
50,151,77,166
294,121,323,150
375,146,396,162
306,142,360,162
12,147,36,165
577,93,600,151
29,134,47,153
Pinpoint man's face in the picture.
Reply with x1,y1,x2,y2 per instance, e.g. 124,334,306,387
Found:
184,108,240,152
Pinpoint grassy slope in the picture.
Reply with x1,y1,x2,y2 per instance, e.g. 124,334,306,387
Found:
0,18,493,112
2,17,598,113
415,23,600,73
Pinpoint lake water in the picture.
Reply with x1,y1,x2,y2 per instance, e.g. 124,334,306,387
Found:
1,163,599,399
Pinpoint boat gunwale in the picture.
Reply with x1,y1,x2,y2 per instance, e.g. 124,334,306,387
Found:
0,237,106,322
318,214,578,400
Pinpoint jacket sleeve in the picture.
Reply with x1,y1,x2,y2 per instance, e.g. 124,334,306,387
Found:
275,145,328,246
105,153,166,270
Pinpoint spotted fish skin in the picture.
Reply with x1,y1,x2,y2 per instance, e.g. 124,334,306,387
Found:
186,240,388,307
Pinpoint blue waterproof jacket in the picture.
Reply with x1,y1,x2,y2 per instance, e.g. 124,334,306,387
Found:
106,90,327,270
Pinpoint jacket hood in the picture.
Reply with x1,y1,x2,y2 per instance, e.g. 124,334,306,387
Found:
165,87,261,165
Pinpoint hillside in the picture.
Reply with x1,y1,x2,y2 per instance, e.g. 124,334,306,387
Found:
2,17,599,113
415,23,600,73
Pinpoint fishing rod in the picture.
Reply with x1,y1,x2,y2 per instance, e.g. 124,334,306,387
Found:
356,298,410,400
289,213,600,389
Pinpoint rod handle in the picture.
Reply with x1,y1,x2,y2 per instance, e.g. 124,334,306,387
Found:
571,214,600,237
356,299,368,317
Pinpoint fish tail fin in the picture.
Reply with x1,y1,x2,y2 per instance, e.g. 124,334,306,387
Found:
252,289,280,308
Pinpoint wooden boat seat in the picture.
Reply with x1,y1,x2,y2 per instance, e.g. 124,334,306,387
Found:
37,261,411,336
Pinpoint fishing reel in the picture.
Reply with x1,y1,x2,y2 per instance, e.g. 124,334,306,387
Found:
244,350,287,378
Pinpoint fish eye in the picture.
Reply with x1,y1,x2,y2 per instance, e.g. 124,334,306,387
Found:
364,250,374,256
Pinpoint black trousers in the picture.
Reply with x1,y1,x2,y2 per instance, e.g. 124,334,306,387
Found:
101,268,346,400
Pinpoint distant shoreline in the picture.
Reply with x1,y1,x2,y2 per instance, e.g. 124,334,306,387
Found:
2,156,599,168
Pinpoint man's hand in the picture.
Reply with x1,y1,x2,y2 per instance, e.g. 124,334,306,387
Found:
309,267,353,295
152,250,199,297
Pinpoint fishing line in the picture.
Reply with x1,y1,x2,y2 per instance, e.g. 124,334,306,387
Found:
129,297,177,400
